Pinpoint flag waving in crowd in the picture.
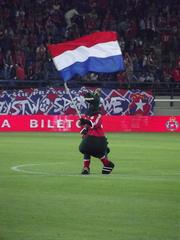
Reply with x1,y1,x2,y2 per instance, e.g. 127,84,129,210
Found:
48,31,124,81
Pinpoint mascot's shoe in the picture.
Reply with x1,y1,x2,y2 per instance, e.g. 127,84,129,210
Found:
102,161,115,174
81,167,90,175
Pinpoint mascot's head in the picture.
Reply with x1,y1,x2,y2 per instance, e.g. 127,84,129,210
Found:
84,89,101,116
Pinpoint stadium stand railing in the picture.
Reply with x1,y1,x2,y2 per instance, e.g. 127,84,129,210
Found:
0,79,180,96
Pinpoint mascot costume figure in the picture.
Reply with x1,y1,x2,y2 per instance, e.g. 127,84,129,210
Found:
79,89,115,175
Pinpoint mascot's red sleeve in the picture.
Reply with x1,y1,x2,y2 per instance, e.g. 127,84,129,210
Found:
81,113,105,137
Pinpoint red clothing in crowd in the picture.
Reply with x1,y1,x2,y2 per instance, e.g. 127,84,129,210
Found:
16,65,26,80
14,51,25,67
161,31,172,45
176,58,180,68
0,50,3,67
172,68,180,82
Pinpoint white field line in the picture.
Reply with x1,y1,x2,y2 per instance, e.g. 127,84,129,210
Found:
11,162,65,176
11,163,179,180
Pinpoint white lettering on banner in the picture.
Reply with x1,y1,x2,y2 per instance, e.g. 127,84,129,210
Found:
47,120,54,128
76,120,81,128
56,119,73,128
39,98,51,113
54,98,64,113
0,101,11,114
56,120,64,128
111,97,123,114
30,120,38,128
30,119,74,129
1,120,11,128
41,120,44,128
101,97,125,114
11,100,40,115
66,120,73,128
28,99,40,113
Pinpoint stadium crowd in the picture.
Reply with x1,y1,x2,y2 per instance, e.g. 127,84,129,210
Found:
0,0,180,88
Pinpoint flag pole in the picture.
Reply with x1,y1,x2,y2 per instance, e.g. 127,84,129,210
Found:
64,82,81,118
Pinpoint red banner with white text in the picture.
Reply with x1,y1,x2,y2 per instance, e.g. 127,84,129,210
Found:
0,115,180,132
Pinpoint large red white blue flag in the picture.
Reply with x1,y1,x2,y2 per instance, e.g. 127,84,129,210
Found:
48,31,124,81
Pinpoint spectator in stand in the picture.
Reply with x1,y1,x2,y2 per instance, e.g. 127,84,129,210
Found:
146,49,158,73
102,9,116,31
132,53,140,74
34,60,44,80
3,50,14,80
64,6,79,29
13,49,25,70
176,57,180,69
83,72,98,85
162,64,173,87
45,15,57,37
139,18,146,40
160,29,172,56
124,52,134,82
116,71,128,87
84,8,100,33
36,43,47,62
146,72,155,83
27,62,36,80
144,16,156,42
0,47,4,78
65,22,80,40
52,0,61,12
97,0,109,22
0,27,13,54
125,19,138,40
15,64,26,81
34,43,47,79
138,72,146,83
0,0,180,88
171,60,180,87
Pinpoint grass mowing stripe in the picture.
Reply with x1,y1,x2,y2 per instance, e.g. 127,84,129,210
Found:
0,133,179,240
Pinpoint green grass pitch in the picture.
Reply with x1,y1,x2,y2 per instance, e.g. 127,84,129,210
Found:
0,132,179,240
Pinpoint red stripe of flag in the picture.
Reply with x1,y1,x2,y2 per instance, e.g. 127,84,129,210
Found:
48,31,118,58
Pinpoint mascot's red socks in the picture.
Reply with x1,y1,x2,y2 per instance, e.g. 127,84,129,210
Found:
100,155,110,166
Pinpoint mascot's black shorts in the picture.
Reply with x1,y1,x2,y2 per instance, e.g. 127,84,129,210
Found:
79,135,110,158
